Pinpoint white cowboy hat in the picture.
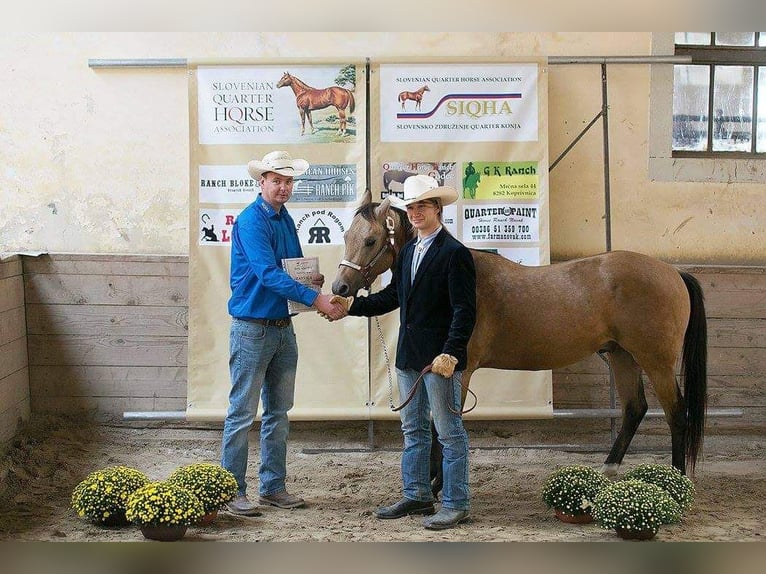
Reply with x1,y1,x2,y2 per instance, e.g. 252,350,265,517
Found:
247,150,309,179
388,174,458,210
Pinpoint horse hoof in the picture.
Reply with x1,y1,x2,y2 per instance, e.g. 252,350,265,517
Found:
601,463,620,476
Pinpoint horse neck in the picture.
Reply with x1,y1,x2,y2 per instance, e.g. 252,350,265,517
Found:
418,86,427,95
288,75,312,95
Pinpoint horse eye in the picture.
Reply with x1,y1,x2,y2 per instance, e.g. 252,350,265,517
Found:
364,237,376,247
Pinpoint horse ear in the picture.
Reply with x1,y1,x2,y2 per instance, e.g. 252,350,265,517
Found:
374,197,391,222
359,189,372,206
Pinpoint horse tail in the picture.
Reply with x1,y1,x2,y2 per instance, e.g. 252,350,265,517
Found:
679,271,708,474
349,91,355,114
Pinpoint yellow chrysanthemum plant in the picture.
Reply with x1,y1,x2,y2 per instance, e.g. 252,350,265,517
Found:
125,481,204,529
167,463,238,517
541,464,611,522
71,465,149,526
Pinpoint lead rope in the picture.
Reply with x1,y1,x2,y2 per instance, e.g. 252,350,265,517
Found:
373,214,477,415
373,315,397,411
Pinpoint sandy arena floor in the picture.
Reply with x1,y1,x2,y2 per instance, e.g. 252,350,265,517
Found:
0,416,764,542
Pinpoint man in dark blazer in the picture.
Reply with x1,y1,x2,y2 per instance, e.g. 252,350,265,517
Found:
334,174,477,530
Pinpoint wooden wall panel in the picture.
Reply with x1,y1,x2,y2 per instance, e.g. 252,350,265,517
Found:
0,256,30,444
26,304,188,337
19,255,766,442
24,255,188,419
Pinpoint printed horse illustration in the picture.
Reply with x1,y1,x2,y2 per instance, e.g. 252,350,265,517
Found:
277,71,355,136
463,172,481,199
398,85,430,111
332,191,708,495
383,169,417,192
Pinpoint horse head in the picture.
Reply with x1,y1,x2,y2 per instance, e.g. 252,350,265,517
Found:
332,190,406,296
276,71,292,88
423,85,430,92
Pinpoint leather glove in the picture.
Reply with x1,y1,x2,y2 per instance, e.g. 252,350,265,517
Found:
431,353,458,378
330,295,354,313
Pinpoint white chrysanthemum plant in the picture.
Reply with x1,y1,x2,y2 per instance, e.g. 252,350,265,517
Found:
622,463,695,512
593,479,682,539
541,464,611,519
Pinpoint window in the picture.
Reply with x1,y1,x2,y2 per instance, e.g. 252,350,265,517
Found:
673,32,766,157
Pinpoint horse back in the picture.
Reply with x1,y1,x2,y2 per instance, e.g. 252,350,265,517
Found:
467,250,689,371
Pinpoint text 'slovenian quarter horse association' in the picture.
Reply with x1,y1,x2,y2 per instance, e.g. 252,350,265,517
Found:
332,192,708,494
277,71,355,136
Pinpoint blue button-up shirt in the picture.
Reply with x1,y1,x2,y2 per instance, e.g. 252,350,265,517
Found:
228,195,318,319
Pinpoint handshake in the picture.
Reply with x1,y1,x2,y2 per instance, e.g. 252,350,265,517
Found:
314,294,354,322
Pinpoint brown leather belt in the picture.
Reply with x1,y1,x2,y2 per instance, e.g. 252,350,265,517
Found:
246,317,291,328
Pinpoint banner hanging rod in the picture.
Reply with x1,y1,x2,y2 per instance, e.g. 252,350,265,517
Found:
88,56,691,69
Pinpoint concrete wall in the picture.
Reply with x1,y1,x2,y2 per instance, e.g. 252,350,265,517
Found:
1,32,764,264
0,256,30,444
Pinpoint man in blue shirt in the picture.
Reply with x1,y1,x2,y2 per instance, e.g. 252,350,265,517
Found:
222,150,344,516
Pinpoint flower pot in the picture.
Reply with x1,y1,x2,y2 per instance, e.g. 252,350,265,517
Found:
554,509,593,524
615,527,656,541
140,524,188,542
98,511,130,527
198,510,218,526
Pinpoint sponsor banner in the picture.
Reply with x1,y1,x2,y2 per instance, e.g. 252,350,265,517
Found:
292,206,356,246
461,161,539,200
379,161,458,200
291,164,358,203
198,208,241,246
442,204,458,236
380,63,538,143
197,65,358,145
470,246,541,266
199,165,256,204
462,203,539,243
199,164,358,205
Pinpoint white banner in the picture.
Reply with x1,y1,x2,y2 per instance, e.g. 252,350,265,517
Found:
379,63,538,143
462,203,540,243
197,65,358,145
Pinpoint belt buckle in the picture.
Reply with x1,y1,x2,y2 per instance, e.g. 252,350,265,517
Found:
275,318,290,328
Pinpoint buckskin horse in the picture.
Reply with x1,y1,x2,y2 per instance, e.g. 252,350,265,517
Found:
398,85,430,111
331,191,707,494
277,71,355,136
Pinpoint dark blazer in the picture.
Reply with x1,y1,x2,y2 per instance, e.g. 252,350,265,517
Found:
349,228,477,371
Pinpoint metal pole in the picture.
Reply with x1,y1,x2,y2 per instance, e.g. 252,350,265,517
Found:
87,56,691,69
599,62,618,444
88,58,187,68
121,407,744,421
549,56,691,65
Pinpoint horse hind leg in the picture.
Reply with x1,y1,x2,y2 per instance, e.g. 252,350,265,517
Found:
602,347,648,476
644,362,687,474
337,109,346,136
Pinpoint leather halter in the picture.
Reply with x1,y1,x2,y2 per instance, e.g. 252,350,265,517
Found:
338,215,397,290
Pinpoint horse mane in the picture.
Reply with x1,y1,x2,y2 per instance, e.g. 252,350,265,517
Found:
356,202,413,237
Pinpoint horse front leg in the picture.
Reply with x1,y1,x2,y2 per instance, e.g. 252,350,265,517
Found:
299,109,306,136
429,423,443,499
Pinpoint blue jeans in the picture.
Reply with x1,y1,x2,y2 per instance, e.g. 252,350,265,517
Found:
221,318,298,497
395,368,470,511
